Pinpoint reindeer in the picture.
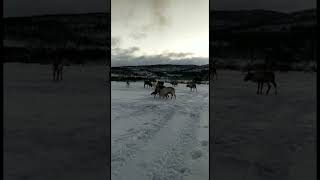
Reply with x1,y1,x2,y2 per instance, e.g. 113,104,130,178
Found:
52,58,63,81
151,81,165,97
157,81,164,87
151,90,169,99
186,82,197,92
244,70,277,95
151,84,176,99
212,67,217,80
158,87,176,99
144,80,153,88
170,81,178,87
152,81,157,89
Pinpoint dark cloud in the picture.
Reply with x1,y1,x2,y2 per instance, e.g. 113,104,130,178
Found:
162,52,194,59
112,47,140,56
112,0,172,41
130,0,172,41
111,37,122,48
151,0,171,28
111,47,207,67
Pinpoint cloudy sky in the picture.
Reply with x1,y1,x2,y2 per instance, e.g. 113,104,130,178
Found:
111,0,209,66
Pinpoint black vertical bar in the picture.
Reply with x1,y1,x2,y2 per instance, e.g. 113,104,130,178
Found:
108,0,111,180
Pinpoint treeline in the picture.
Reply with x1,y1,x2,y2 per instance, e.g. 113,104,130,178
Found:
211,30,317,61
3,13,110,64
210,9,317,68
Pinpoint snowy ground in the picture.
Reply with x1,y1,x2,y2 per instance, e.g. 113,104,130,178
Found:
4,63,315,180
4,63,110,180
111,82,209,180
211,70,317,180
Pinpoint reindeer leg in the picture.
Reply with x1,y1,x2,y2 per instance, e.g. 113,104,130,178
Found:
266,82,271,95
272,81,277,95
260,82,264,95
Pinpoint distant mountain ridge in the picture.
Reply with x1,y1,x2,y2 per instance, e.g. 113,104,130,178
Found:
211,9,316,31
111,64,209,81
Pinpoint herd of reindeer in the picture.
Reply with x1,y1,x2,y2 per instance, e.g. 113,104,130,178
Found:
131,63,278,99
51,59,279,96
141,79,198,100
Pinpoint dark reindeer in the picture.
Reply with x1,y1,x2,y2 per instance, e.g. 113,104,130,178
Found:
170,81,178,86
157,81,164,87
186,82,197,92
52,58,63,81
244,71,277,95
212,67,217,80
144,80,153,88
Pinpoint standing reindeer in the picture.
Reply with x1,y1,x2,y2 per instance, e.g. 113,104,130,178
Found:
244,70,277,95
144,80,153,88
212,68,217,80
52,58,63,81
170,81,178,86
186,82,197,92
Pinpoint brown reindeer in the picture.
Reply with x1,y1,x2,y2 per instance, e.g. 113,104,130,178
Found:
186,82,197,92
152,86,176,99
244,70,277,95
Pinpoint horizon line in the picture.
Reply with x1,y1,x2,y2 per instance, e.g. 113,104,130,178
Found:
4,8,315,18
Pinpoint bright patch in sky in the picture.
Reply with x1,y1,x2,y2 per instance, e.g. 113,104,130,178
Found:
112,0,209,59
